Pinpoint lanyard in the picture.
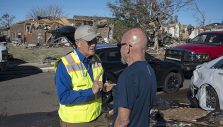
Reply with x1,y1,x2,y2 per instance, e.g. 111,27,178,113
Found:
80,61,92,77
80,63,88,77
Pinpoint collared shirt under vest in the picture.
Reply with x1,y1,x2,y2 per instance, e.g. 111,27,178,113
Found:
54,50,103,123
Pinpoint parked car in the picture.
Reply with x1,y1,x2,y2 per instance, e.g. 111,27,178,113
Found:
96,43,184,94
206,23,223,27
188,56,223,111
48,26,76,48
50,26,184,93
165,31,223,73
49,26,185,111
0,44,8,71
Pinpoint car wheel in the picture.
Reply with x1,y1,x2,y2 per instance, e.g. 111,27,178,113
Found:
163,72,182,94
187,89,199,108
206,86,220,110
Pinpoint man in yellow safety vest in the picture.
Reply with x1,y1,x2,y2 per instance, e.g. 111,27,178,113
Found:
55,25,111,127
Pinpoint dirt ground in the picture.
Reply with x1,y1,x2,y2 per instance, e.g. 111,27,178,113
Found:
150,107,223,127
153,89,223,127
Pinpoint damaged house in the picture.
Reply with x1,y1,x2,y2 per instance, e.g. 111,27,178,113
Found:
10,17,75,47
9,16,114,47
73,16,114,43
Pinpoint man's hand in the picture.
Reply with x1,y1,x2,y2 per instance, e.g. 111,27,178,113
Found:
92,71,103,94
103,81,116,92
92,80,103,94
114,107,130,127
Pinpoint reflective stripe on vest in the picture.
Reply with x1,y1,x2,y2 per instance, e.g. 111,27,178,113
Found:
55,51,103,123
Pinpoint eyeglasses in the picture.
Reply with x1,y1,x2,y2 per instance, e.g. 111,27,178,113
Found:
87,39,97,45
82,38,97,45
117,43,126,48
117,43,132,48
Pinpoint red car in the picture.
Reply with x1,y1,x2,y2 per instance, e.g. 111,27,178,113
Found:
165,31,223,72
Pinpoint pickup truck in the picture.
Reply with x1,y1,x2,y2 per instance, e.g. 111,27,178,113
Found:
165,31,223,72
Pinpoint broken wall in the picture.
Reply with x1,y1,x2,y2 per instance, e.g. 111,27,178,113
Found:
73,16,114,42
10,22,25,42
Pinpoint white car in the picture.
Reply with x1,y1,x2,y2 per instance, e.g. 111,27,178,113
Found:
188,56,223,111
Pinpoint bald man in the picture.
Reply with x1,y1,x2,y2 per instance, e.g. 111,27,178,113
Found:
113,28,157,127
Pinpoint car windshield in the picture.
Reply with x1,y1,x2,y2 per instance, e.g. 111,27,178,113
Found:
190,33,223,46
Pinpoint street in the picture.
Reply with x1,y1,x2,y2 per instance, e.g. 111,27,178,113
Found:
0,72,59,127
0,71,192,127
0,72,57,116
0,71,191,115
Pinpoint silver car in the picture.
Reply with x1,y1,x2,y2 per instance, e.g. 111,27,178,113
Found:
188,56,223,111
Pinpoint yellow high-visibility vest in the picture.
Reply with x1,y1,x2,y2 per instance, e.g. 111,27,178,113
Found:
55,51,103,123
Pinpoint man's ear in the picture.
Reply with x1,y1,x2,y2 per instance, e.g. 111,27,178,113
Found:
127,45,131,54
75,40,81,48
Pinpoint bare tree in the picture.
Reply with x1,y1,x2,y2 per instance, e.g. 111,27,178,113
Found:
26,5,63,20
27,7,46,19
193,1,207,26
0,13,15,27
47,5,63,18
108,0,194,48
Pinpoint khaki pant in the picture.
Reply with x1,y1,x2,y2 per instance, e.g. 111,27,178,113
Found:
60,113,111,127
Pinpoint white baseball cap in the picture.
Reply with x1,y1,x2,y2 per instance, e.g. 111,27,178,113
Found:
75,25,99,41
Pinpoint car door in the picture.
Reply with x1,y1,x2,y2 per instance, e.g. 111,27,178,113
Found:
212,58,223,82
211,59,223,101
208,34,223,58
145,53,163,82
98,48,126,76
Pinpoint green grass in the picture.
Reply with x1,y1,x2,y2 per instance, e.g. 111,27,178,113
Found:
8,44,73,63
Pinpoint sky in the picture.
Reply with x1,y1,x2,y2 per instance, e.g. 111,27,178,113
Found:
0,0,223,26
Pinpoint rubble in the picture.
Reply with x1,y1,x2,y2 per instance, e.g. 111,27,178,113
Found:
150,98,223,127
196,110,223,125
